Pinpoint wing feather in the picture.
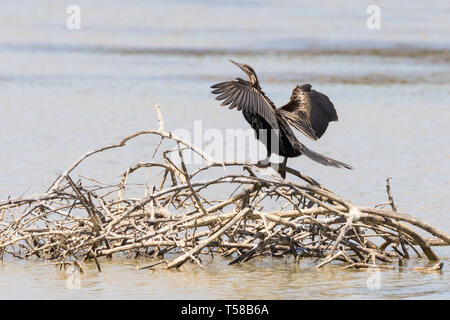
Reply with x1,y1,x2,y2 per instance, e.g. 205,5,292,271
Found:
277,84,338,140
221,88,239,106
211,79,279,130
237,90,248,111
228,89,244,109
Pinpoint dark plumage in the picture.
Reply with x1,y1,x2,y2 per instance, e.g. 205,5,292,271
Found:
211,59,352,177
278,84,338,140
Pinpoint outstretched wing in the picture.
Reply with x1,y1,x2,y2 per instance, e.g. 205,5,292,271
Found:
211,78,279,130
277,84,338,140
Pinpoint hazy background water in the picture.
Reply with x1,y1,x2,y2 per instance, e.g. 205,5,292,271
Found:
0,0,449,299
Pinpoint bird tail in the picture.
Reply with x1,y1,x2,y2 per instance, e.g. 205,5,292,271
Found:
296,142,353,170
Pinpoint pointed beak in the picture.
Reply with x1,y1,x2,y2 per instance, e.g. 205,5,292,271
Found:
228,59,245,71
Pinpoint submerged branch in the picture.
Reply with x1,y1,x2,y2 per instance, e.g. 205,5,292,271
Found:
0,105,448,271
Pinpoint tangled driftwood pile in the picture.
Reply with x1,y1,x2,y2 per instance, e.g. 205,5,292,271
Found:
0,105,448,272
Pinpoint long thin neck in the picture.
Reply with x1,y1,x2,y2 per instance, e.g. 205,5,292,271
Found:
250,73,260,87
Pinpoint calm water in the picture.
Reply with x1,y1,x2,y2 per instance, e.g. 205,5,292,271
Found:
0,0,449,299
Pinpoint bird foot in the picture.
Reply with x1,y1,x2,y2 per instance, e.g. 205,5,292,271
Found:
256,159,271,167
278,166,287,179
